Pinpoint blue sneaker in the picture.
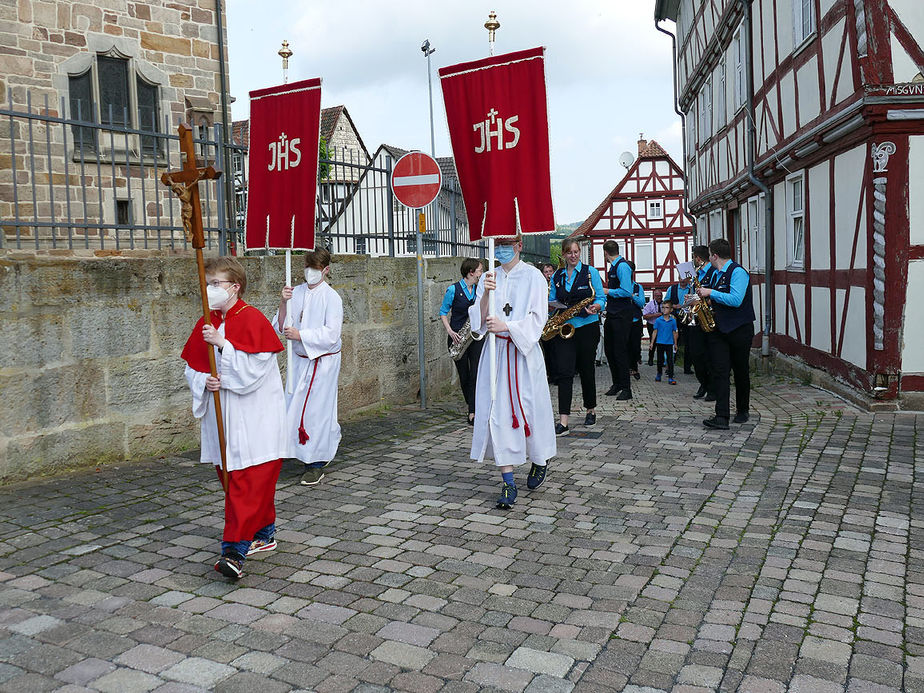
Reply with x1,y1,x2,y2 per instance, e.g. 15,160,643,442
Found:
526,463,547,490
655,374,662,382
496,483,517,509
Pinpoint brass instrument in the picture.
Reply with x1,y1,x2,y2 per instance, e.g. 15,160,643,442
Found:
679,270,716,332
449,318,484,360
541,296,596,341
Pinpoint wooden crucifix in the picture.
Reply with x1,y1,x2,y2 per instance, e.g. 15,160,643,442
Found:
161,123,229,492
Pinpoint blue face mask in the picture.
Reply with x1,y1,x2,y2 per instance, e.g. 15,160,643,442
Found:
495,245,516,264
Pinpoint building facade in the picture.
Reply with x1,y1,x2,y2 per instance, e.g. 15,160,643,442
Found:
571,137,694,291
654,0,924,405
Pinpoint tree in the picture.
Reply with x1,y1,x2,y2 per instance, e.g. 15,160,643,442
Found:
318,136,330,181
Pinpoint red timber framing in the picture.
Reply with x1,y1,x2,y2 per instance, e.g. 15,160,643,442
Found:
570,138,693,292
656,0,924,401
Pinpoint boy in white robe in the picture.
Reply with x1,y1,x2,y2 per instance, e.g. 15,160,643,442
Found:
181,257,287,580
273,248,343,486
469,235,556,509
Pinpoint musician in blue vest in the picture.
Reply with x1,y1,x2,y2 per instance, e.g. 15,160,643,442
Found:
440,258,485,425
695,238,756,429
665,274,694,374
547,239,605,435
687,245,716,401
628,262,646,380
601,240,635,400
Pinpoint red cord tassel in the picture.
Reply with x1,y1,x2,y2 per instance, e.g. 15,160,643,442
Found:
511,415,520,429
298,426,310,445
524,422,531,437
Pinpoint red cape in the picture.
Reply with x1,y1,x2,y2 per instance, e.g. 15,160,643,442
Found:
181,300,283,374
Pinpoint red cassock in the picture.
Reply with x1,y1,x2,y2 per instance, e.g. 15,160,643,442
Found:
182,302,286,542
439,47,555,239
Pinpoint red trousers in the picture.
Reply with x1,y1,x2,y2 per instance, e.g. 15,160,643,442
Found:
216,459,282,542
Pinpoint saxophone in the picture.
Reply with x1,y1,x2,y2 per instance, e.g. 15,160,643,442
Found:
682,271,716,332
541,296,596,341
449,318,484,361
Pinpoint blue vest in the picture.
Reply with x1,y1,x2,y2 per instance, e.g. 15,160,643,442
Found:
666,283,692,308
553,264,593,318
710,261,756,333
449,281,476,332
605,258,632,317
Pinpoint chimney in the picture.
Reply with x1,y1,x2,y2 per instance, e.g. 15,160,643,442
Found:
637,132,647,156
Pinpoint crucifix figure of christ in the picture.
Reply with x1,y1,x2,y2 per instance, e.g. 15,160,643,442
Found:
502,303,513,317
160,124,230,491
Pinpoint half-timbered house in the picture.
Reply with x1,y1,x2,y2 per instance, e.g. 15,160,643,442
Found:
571,136,693,291
654,0,924,407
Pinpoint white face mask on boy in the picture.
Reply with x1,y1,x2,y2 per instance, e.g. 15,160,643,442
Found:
207,285,231,309
304,267,324,285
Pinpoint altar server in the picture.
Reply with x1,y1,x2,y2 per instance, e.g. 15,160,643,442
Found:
469,236,556,509
181,257,287,580
274,248,343,486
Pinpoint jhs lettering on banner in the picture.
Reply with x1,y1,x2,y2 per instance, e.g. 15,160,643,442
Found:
268,132,302,171
474,109,520,153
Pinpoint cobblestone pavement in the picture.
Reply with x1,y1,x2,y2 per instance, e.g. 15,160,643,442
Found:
0,363,921,692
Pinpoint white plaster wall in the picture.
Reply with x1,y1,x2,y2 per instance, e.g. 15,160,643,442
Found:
594,218,612,232
775,285,787,339
910,136,924,245
789,283,805,340
834,145,867,269
838,286,867,368
753,283,764,332
811,286,831,352
819,0,837,16
623,180,638,194
902,260,924,372
780,72,797,138
777,0,794,56
638,162,652,178
773,181,788,270
796,57,821,126
822,19,845,105
655,161,669,176
809,160,830,270
891,36,920,84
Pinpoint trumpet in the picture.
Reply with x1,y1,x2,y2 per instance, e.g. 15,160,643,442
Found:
541,296,596,341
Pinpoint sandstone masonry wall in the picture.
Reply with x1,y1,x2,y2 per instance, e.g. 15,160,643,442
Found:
0,253,463,480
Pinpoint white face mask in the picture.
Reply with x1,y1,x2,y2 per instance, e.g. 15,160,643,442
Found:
207,285,231,309
304,268,324,285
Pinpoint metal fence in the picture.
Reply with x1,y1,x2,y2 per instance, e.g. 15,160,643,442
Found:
1,89,550,264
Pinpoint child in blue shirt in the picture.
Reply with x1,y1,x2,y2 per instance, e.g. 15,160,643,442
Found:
650,300,679,384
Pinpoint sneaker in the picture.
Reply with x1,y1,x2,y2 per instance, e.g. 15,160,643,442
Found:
496,483,517,509
702,416,730,430
693,386,707,399
555,423,570,436
300,468,325,486
669,378,677,385
214,554,244,579
246,538,277,556
704,392,716,402
604,385,620,396
733,412,750,424
615,390,633,401
526,463,547,490
584,412,596,426
655,374,662,382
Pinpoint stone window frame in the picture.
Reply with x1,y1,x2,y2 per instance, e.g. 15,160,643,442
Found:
55,35,174,161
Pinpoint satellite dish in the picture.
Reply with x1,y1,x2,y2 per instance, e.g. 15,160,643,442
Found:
619,151,635,169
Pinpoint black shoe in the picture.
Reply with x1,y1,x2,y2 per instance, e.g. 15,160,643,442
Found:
555,423,569,436
615,390,632,401
604,385,619,396
733,412,750,424
526,463,547,490
704,393,716,402
584,412,596,426
214,553,244,580
468,414,475,426
632,371,640,380
703,416,730,430
496,483,517,509
693,386,707,399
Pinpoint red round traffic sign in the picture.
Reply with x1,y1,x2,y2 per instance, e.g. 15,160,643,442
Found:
391,152,442,209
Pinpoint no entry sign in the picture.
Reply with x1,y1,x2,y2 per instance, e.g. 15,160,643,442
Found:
391,152,442,209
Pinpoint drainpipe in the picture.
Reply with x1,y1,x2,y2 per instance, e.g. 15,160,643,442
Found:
214,0,235,256
739,0,773,357
654,20,696,232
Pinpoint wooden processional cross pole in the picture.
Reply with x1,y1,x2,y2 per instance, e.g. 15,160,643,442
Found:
160,124,228,492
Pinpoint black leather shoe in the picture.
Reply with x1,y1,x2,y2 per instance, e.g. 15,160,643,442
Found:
703,416,729,430
615,390,633,401
555,423,570,436
604,385,619,396
733,412,750,424
584,412,596,426
631,371,640,380
693,386,706,399
704,393,716,402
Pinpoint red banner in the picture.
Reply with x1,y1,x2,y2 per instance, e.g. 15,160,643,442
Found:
245,78,321,251
439,47,554,240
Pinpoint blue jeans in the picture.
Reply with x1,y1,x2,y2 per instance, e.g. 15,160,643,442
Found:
221,523,274,560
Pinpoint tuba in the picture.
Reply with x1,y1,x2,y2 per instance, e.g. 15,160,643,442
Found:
449,318,484,361
541,296,596,341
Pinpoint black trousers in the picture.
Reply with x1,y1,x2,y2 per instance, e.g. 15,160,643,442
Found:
552,322,600,414
677,323,693,372
687,325,713,393
646,322,656,365
630,320,643,370
449,336,483,414
707,323,754,419
655,344,674,378
603,313,632,392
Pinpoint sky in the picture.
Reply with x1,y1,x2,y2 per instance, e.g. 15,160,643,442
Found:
225,1,682,225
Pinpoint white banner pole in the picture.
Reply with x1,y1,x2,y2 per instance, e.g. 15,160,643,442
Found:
284,247,294,395
488,237,496,402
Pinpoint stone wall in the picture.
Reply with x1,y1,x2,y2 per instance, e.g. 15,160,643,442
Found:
0,252,465,480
